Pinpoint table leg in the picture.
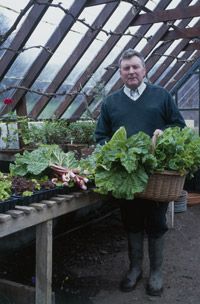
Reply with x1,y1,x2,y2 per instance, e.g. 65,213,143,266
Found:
36,220,53,304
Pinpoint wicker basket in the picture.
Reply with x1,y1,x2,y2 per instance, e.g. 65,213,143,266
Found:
136,170,186,202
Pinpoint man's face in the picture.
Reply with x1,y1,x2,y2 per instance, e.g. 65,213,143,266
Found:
120,56,146,89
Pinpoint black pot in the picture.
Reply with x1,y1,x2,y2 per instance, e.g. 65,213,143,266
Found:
12,186,71,206
0,197,18,213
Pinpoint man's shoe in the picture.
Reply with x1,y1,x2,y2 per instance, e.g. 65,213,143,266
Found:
120,270,142,292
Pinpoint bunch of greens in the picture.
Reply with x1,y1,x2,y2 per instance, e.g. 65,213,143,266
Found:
67,120,96,144
89,127,157,200
154,127,200,176
10,144,79,177
19,119,70,147
0,172,12,201
11,176,40,196
83,126,200,200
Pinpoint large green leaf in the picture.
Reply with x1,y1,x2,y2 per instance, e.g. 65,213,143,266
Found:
10,144,79,177
95,165,148,200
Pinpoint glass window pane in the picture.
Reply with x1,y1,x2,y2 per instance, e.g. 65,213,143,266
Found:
181,110,199,133
178,74,199,109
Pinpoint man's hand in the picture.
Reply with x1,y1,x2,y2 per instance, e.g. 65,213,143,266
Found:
153,129,163,137
152,129,163,148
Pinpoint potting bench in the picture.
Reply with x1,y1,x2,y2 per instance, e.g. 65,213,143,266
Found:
0,190,101,304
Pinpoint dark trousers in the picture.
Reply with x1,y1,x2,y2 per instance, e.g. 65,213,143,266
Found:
120,198,169,238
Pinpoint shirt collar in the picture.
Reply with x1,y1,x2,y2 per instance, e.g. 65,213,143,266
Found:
124,81,146,97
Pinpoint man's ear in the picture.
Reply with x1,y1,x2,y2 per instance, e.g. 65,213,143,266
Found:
143,67,146,78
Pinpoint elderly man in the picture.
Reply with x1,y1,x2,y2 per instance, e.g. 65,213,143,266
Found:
95,49,185,296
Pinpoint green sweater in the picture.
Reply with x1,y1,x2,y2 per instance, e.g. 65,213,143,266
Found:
95,83,185,144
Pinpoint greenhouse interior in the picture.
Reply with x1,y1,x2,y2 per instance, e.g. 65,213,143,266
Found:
0,0,200,303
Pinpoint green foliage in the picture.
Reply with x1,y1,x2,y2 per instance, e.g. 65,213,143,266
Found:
88,127,157,200
19,119,70,147
154,127,200,176
19,118,96,146
67,120,96,144
22,191,33,197
0,172,12,201
10,144,79,177
79,145,102,179
83,126,200,200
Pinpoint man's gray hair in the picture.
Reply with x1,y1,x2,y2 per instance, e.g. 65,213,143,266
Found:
118,49,145,67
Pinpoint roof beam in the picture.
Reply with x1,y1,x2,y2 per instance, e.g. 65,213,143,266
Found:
158,50,195,88
0,0,88,115
145,15,192,74
166,51,200,91
133,4,200,25
29,2,119,118
87,0,118,6
147,18,200,84
0,0,51,81
71,0,173,119
92,0,194,119
87,0,149,13
53,0,148,119
162,26,200,41
146,19,200,83
170,57,200,95
150,39,190,84
184,42,200,51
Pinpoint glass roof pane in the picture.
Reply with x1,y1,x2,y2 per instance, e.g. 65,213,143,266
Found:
27,4,105,97
0,0,30,57
3,1,72,87
178,73,199,109
148,39,182,78
65,1,131,85
166,0,182,9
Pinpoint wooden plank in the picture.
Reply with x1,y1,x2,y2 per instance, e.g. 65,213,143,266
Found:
0,0,88,116
0,192,100,237
71,192,83,198
50,197,66,204
41,200,57,207
0,214,12,223
162,26,200,41
30,203,48,211
87,0,118,5
184,42,200,51
0,0,52,81
29,2,119,118
133,4,200,25
15,206,36,214
36,220,53,304
187,192,200,206
56,194,74,200
0,278,55,304
6,210,25,218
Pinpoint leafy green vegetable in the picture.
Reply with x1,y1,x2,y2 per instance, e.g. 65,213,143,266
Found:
0,172,12,201
90,127,157,200
84,126,200,200
154,127,200,176
10,145,79,177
